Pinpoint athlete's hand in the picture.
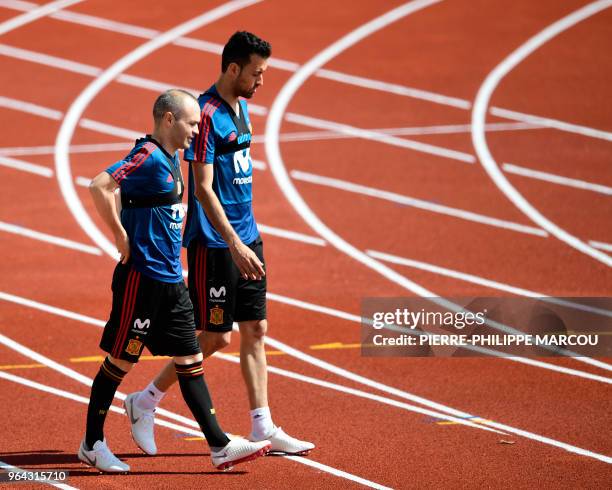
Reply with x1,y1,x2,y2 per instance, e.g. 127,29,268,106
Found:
229,241,265,280
115,229,130,264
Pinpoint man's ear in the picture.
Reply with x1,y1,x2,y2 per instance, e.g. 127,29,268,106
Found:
228,62,241,79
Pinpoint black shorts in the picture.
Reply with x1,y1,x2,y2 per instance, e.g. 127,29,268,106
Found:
187,236,267,333
99,263,201,362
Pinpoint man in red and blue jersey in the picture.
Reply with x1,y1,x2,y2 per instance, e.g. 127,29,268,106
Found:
79,89,270,473
128,32,314,456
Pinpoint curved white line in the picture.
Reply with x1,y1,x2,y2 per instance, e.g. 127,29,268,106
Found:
471,0,612,267
265,0,442,298
263,0,612,374
46,0,612,466
53,0,262,260
0,0,83,36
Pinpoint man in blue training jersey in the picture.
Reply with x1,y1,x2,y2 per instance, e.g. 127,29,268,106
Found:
79,89,270,473
128,32,314,456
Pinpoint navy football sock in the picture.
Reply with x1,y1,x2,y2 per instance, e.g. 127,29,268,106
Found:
85,357,126,449
175,361,230,449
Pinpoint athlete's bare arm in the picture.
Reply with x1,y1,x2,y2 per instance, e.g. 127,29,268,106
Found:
192,161,265,280
89,171,130,264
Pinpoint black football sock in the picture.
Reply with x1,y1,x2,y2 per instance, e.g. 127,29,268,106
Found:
85,357,126,449
175,361,230,449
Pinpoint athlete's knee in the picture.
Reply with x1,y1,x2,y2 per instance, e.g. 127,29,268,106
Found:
174,352,204,365
198,330,231,352
107,355,134,373
240,319,267,341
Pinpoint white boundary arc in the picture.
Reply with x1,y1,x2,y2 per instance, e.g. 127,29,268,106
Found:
0,0,83,36
53,0,262,260
265,0,442,298
471,0,612,267
263,0,612,373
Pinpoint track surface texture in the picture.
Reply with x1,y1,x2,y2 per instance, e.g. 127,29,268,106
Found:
0,0,610,488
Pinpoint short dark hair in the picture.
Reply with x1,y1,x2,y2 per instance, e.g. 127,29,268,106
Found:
221,31,271,72
152,89,197,123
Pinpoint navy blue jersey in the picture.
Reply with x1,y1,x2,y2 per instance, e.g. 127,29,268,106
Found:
106,136,185,283
183,85,258,248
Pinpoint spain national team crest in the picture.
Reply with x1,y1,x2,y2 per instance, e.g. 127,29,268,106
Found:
210,306,224,325
125,339,143,356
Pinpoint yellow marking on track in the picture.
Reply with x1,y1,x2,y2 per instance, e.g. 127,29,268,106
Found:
310,342,362,350
0,363,46,370
70,355,171,363
224,350,285,356
183,437,206,441
70,355,105,363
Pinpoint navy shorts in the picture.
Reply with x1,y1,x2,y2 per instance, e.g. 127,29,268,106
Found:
187,236,267,333
99,262,201,362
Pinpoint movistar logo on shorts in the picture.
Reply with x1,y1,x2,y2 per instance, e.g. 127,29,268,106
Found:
209,286,226,303
133,318,151,329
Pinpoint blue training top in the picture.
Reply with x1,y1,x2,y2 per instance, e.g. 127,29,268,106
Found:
183,84,259,248
106,136,185,283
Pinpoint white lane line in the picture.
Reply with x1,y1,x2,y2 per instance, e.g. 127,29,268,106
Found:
0,94,62,119
7,294,612,467
261,335,612,464
0,220,102,255
0,456,77,489
590,240,612,253
315,67,470,109
0,154,53,176
286,112,476,163
0,371,205,437
257,223,326,247
0,288,473,420
0,291,106,326
251,122,542,144
74,176,91,187
0,94,143,141
212,351,503,434
264,0,611,373
490,107,612,143
5,0,612,144
0,371,391,490
503,163,612,196
4,286,612,387
366,249,612,319
0,43,465,163
471,0,612,267
291,170,547,237
78,118,140,140
49,0,256,263
3,43,609,193
276,122,542,142
4,0,604,412
0,112,606,304
39,3,408,485
0,0,82,36
0,43,100,75
1,114,605,203
3,0,612,142
0,0,161,37
0,142,132,156
0,42,202,101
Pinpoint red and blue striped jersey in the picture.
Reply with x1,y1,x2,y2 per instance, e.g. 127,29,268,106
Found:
183,85,259,248
106,136,185,283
